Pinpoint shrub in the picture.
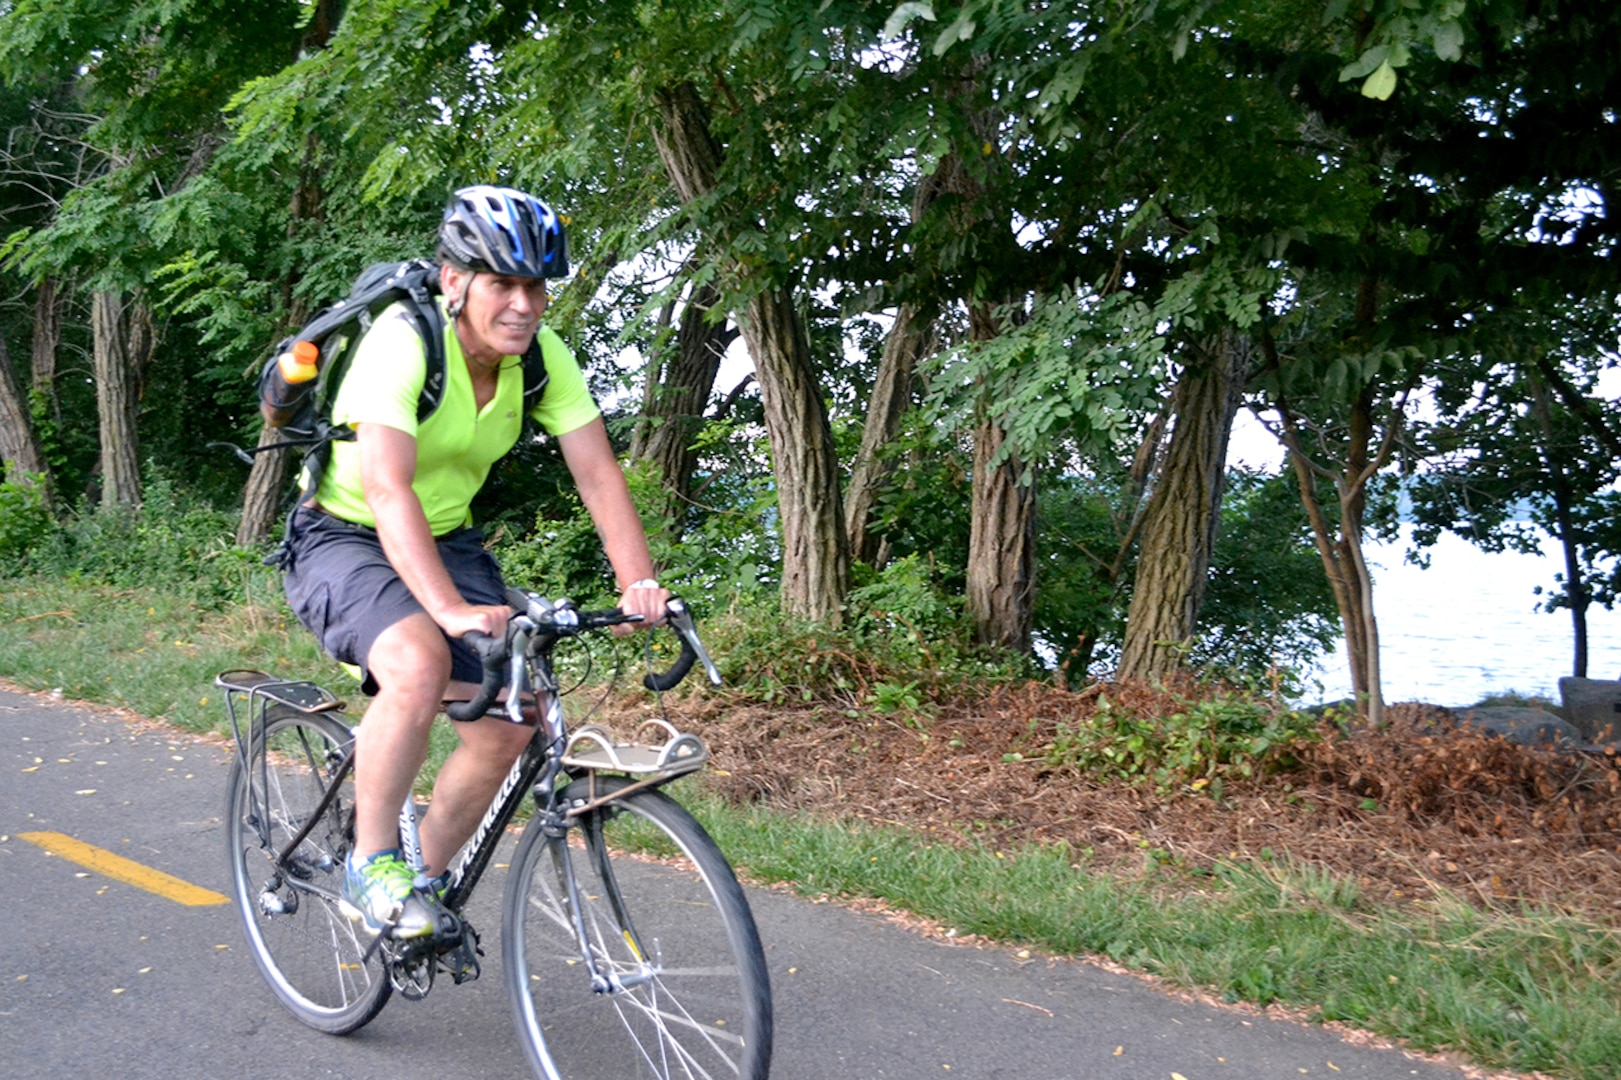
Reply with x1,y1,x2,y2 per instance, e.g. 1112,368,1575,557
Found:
0,474,52,567
21,470,268,608
1037,686,1321,797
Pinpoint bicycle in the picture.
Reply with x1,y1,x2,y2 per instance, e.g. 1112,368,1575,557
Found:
217,591,774,1079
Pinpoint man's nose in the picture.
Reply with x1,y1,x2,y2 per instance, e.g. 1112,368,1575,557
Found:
511,283,548,316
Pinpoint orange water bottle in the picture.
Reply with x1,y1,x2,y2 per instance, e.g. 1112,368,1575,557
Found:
260,340,320,427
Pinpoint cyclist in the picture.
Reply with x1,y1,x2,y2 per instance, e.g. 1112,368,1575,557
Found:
279,185,669,939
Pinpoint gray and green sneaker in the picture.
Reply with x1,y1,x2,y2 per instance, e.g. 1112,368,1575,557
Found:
340,849,441,939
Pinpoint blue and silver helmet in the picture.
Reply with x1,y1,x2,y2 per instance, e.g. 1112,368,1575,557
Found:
438,185,569,279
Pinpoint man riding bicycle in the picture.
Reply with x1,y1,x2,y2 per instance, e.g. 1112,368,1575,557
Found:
279,185,669,940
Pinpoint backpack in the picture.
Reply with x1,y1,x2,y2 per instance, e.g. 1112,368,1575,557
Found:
244,258,549,565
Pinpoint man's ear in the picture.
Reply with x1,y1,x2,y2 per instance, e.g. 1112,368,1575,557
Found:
441,263,470,318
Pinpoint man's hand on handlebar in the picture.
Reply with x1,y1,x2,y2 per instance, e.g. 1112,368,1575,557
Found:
614,580,670,636
438,601,515,641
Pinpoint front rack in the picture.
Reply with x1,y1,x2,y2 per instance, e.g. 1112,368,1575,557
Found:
561,718,709,777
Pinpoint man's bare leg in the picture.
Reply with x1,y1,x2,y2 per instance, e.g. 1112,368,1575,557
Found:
419,713,535,875
353,613,451,859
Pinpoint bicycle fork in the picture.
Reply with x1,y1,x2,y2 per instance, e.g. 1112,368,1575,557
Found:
551,809,659,996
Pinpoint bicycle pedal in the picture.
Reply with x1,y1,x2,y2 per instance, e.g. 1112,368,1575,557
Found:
431,910,463,947
438,924,482,985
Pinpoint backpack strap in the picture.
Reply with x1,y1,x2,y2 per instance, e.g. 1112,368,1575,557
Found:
401,275,449,424
517,334,551,444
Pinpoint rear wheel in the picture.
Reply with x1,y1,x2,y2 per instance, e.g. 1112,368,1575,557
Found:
504,777,773,1079
224,706,391,1034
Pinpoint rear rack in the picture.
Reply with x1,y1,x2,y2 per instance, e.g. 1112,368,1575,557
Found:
216,669,349,762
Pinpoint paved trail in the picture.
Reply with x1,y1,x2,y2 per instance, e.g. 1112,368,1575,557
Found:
0,684,1485,1079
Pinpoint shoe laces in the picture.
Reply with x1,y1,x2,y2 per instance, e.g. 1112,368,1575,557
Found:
355,851,418,902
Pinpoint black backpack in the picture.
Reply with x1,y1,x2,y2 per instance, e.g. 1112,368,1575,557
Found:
243,258,549,564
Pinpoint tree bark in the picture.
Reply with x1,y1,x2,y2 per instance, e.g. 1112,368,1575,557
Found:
966,413,1035,652
965,301,1035,652
845,163,952,568
652,80,849,622
1528,371,1588,677
629,280,730,538
1117,331,1251,682
0,328,46,483
30,276,61,429
91,291,144,509
1275,381,1387,724
846,304,934,569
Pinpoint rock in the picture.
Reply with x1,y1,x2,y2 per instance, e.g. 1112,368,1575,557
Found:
1455,706,1583,750
1557,677,1621,745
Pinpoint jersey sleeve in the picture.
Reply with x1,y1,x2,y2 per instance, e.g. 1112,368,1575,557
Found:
329,304,427,435
530,326,601,437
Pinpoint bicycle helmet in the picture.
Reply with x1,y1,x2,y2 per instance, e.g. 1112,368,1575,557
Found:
438,185,569,279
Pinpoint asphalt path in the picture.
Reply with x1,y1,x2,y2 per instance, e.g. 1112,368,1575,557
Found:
0,683,1488,1080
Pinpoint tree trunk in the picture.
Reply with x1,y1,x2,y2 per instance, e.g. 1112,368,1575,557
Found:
629,280,730,537
0,329,46,483
846,304,931,568
966,414,1035,652
1276,383,1385,724
91,291,143,509
652,80,849,622
964,299,1035,652
235,426,296,547
845,163,952,568
30,276,61,428
1117,331,1251,682
1528,371,1589,677
1551,480,1589,678
741,289,850,621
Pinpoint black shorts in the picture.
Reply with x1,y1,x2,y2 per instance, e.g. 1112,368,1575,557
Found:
280,506,507,697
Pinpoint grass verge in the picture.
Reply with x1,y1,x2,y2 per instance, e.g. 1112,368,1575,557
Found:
2,579,1617,1080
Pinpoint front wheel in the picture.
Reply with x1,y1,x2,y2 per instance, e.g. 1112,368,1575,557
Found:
504,776,773,1079
224,706,391,1034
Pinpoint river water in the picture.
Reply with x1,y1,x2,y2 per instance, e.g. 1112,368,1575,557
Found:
1301,527,1621,707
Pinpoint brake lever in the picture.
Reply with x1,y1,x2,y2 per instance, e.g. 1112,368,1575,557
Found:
667,599,721,685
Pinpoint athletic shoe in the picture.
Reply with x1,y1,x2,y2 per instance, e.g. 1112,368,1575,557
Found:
340,849,440,939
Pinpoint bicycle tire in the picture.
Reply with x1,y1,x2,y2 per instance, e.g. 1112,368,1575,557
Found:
504,776,773,1080
224,705,392,1034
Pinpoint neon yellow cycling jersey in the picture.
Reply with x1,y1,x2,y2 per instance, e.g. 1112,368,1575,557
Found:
312,298,599,535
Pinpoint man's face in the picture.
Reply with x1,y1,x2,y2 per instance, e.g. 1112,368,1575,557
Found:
443,265,548,363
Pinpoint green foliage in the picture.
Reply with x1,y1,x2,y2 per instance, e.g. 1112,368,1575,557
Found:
1031,472,1134,682
924,286,1167,473
19,470,270,609
695,585,1024,705
860,416,972,592
493,494,616,607
848,554,962,640
1193,470,1342,678
1034,689,1321,798
0,474,52,563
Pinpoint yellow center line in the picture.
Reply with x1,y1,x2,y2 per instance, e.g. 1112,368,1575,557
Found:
19,831,228,907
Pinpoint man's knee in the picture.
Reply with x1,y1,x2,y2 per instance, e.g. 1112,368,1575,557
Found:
368,616,453,708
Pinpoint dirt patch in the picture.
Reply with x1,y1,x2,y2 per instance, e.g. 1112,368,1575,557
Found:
616,682,1621,925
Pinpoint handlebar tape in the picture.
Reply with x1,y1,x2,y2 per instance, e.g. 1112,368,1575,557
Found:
643,635,699,692
446,630,506,721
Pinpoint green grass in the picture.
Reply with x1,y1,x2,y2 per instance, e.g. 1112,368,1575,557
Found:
683,787,1621,1080
0,580,333,733
3,576,1619,1080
